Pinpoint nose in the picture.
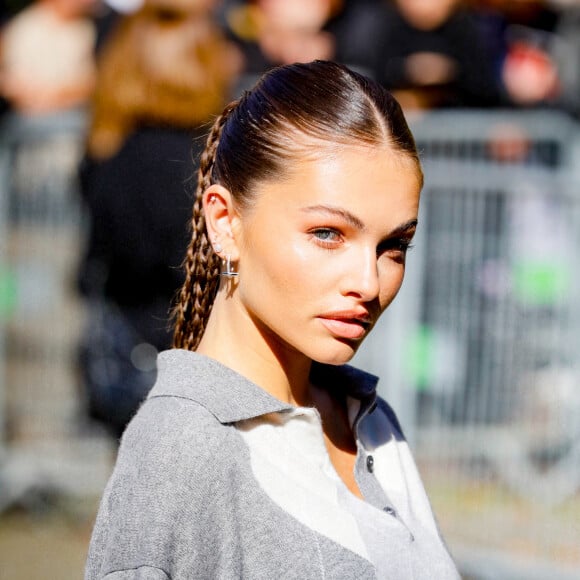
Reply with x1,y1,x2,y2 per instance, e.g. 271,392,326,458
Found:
340,247,380,302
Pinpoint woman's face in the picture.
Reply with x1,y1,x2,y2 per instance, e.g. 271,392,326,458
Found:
258,0,334,32
231,144,421,366
395,0,459,30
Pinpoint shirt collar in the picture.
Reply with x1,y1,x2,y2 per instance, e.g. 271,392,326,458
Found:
149,349,378,424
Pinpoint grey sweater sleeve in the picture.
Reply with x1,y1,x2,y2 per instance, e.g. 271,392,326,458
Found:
85,396,235,580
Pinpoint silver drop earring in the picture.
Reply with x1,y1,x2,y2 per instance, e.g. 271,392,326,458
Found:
212,236,222,254
221,254,238,278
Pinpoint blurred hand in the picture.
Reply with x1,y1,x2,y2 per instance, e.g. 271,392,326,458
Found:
0,73,93,114
404,52,458,86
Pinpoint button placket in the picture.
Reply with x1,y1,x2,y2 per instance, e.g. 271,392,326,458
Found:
382,506,414,541
366,454,374,473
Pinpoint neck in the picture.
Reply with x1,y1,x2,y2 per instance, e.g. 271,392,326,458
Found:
196,288,313,406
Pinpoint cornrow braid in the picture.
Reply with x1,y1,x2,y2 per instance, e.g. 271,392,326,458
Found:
172,101,238,350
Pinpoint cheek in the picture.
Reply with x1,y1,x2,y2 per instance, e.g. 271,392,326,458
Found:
267,238,326,295
240,234,308,298
378,263,406,310
240,232,332,308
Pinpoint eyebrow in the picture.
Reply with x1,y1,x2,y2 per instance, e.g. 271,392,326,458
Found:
388,218,419,237
301,204,366,230
301,204,418,236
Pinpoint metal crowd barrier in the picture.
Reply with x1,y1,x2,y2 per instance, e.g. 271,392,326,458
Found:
356,109,580,579
0,110,114,513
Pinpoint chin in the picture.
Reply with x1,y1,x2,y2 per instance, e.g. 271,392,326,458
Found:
309,339,360,366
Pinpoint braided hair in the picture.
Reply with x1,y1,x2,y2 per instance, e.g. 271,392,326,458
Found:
173,102,238,350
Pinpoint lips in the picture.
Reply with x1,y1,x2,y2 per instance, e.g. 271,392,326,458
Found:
318,311,372,340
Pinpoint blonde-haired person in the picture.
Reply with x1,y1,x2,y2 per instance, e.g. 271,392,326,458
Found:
85,60,460,579
77,0,240,437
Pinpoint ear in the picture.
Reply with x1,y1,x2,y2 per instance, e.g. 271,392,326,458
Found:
202,184,241,261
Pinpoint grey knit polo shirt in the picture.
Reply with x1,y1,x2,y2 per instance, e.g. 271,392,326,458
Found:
85,349,459,579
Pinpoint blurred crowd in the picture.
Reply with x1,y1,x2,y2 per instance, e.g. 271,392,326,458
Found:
1,0,579,437
1,0,580,118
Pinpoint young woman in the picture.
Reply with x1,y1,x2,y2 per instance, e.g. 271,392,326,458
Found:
85,60,460,579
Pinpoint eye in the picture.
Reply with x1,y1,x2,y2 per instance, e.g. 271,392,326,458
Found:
309,228,343,249
378,237,414,263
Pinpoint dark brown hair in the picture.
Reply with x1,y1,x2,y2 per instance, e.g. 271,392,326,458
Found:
173,60,421,350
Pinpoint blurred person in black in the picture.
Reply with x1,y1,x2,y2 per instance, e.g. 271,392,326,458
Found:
369,0,501,111
223,0,383,93
77,0,240,438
